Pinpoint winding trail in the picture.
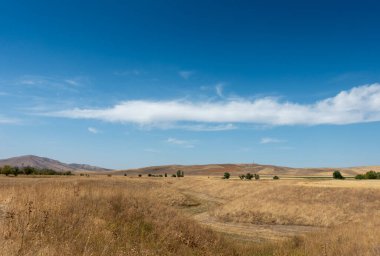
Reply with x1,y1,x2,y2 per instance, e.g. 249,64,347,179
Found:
178,190,323,242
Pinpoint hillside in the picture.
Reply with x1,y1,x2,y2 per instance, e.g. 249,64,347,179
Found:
118,163,375,177
0,155,112,172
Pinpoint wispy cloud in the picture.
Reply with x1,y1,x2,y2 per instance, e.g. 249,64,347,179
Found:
46,83,380,127
215,83,224,97
18,75,85,90
178,70,194,79
0,116,20,124
166,137,195,148
113,69,141,76
180,123,236,131
144,148,160,153
260,137,284,144
88,127,101,134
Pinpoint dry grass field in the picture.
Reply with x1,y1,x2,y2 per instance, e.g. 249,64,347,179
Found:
0,175,379,255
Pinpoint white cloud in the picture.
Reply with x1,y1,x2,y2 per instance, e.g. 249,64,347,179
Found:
88,127,100,134
260,137,284,144
166,137,195,148
47,83,380,127
179,70,194,79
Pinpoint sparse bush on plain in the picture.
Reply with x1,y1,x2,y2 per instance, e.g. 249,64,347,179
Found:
355,170,380,179
239,174,246,180
254,173,260,180
246,173,254,180
333,170,345,179
273,176,279,180
223,172,230,179
176,170,184,177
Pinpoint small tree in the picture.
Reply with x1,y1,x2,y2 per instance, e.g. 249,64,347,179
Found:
245,173,253,180
124,173,127,176
239,174,246,180
223,172,230,179
2,165,12,176
138,174,142,177
273,176,279,180
333,170,344,179
254,173,260,180
176,170,184,177
355,174,365,179
165,173,167,177
365,171,378,179
12,167,20,176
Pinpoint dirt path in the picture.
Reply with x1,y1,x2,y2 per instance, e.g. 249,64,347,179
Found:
179,190,323,242
0,203,6,220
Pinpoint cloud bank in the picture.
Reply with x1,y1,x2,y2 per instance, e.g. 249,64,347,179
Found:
48,84,380,127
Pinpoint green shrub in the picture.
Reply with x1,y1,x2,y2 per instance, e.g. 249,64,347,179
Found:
365,171,378,179
273,176,279,180
333,170,345,179
355,174,365,179
254,173,260,180
176,170,184,177
239,174,246,180
223,172,230,179
172,174,176,177
245,173,253,180
2,165,13,176
138,174,142,177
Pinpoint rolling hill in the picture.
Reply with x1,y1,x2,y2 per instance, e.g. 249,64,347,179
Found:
0,155,113,172
117,163,376,177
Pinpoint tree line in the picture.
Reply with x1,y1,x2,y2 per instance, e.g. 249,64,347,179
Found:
0,165,72,176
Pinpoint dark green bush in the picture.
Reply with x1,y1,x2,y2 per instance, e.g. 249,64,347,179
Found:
365,171,378,179
223,172,230,179
245,173,253,180
333,170,345,179
273,176,279,180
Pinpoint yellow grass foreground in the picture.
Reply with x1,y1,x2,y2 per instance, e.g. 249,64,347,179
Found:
0,176,379,255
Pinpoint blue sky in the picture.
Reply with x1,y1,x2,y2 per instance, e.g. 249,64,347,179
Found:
1,0,380,169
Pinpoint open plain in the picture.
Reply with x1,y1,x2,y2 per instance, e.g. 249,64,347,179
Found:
0,175,379,256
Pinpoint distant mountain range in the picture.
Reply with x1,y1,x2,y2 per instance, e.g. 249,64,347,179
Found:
1,155,378,176
0,155,113,172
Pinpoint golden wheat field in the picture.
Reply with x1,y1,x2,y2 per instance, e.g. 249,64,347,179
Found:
0,175,379,256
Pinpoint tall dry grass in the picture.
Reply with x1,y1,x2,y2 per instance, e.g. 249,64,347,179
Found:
0,177,275,256
0,176,379,255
